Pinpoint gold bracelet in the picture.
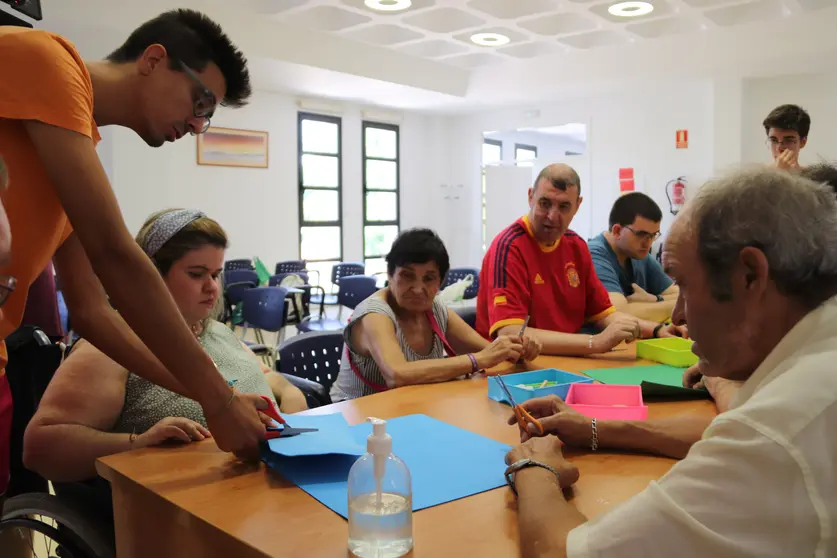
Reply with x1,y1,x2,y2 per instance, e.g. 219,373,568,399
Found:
129,428,137,444
205,387,236,419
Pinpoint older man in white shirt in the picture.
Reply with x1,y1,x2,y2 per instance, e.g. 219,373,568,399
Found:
503,166,837,558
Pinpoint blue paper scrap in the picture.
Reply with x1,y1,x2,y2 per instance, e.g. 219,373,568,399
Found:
262,414,511,519
266,413,365,457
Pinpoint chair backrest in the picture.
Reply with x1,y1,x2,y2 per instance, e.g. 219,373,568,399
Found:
241,287,288,332
331,262,365,286
275,260,306,274
269,272,309,287
337,275,378,310
443,267,480,299
452,306,477,329
224,270,259,304
224,259,254,271
278,331,344,391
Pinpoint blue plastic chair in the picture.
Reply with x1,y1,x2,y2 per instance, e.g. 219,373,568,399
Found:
223,270,258,330
275,260,306,274
241,286,288,366
310,262,365,307
297,275,378,333
277,331,344,407
443,267,480,300
224,259,254,271
452,305,477,329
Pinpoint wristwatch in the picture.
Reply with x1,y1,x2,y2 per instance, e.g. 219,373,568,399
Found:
504,458,561,495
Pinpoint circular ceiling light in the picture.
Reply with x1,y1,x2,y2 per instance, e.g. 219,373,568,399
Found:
470,32,511,47
364,0,412,11
608,1,654,17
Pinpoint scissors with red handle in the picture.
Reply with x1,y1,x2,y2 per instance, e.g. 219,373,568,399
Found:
495,376,545,436
259,395,318,440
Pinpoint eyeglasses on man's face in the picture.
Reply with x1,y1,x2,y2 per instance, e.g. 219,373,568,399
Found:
178,60,217,135
0,275,16,308
624,226,661,242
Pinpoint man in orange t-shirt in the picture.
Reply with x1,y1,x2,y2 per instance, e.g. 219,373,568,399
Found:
0,9,271,498
477,163,686,356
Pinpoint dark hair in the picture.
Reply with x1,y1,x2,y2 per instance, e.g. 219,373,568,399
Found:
609,192,662,228
763,104,810,139
801,163,837,196
107,9,251,108
385,228,450,280
534,165,581,195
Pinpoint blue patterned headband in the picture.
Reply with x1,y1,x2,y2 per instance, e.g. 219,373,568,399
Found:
142,209,206,257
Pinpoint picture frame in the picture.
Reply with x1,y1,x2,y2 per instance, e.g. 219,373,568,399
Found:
196,126,269,168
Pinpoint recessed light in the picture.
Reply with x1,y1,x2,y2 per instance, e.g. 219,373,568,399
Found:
470,32,510,47
608,1,654,17
364,0,412,11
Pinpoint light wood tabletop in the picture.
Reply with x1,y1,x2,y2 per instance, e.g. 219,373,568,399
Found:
97,348,716,558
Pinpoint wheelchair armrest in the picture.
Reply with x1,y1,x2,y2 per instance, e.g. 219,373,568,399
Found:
281,373,331,408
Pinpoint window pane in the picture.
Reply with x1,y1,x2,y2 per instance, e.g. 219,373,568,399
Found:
364,225,398,258
516,148,537,164
301,226,341,261
365,191,397,222
366,159,397,190
365,127,397,159
306,260,339,292
482,143,502,164
365,258,388,286
301,119,338,154
302,154,339,188
302,189,339,223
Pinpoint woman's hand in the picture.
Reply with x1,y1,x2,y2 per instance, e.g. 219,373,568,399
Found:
507,395,593,446
136,417,211,448
476,336,523,369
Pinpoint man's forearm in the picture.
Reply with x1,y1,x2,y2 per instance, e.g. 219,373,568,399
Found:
24,423,135,482
497,326,597,357
87,242,228,407
596,414,711,459
76,304,188,397
515,468,586,558
617,299,675,322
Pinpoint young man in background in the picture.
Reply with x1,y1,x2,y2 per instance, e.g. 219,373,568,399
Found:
588,193,678,323
763,104,810,170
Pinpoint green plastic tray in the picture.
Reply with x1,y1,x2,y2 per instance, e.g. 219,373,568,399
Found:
636,337,698,367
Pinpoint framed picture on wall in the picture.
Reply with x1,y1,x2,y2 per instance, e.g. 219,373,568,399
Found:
196,127,269,168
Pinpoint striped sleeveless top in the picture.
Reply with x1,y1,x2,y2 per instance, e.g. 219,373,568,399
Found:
329,296,449,402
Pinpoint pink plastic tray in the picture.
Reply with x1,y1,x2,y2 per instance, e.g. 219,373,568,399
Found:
565,383,648,421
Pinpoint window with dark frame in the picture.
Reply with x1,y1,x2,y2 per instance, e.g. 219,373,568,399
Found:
362,121,400,278
515,143,538,167
298,112,342,290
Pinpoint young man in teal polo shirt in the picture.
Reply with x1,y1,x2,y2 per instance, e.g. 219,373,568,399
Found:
588,192,678,324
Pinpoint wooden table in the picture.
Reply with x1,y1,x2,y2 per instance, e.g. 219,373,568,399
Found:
97,349,715,558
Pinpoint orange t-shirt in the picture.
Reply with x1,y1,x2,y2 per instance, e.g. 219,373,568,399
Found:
0,28,100,372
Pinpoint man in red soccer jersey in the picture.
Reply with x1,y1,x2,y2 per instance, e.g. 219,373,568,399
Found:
476,163,685,356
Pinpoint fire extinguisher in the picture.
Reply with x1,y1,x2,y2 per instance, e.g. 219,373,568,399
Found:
665,177,687,215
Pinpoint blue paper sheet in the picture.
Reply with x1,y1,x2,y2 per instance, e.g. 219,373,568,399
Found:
266,413,365,457
262,414,511,519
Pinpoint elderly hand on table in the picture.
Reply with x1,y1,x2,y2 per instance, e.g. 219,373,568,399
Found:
507,395,593,448
505,437,580,489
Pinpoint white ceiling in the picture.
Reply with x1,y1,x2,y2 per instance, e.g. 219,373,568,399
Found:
38,0,837,112
259,0,835,69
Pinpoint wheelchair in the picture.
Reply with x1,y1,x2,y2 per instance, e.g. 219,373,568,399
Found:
0,326,115,558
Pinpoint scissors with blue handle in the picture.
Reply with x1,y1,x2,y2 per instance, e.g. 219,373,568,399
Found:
259,395,319,440
495,375,545,436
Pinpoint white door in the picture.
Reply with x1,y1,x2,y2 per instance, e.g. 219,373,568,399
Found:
484,164,533,249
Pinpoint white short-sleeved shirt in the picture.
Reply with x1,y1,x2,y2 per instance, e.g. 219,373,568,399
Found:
567,295,837,558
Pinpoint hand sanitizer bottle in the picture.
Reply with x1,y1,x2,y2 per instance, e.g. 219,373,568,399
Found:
347,417,413,558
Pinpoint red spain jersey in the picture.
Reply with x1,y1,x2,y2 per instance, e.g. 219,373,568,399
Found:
476,216,615,338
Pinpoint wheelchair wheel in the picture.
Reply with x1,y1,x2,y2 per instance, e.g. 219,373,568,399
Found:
1,492,114,558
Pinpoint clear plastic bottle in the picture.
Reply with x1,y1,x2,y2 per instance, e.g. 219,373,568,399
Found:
347,417,413,558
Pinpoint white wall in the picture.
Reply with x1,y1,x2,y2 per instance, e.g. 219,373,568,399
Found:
435,80,715,268
483,130,586,163
741,73,837,167
103,91,441,270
